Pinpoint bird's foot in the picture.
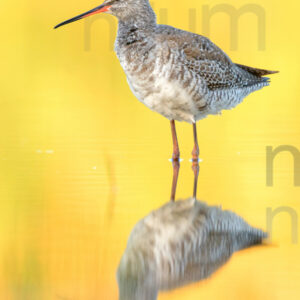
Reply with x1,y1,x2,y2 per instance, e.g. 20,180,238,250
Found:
169,157,183,162
189,158,202,163
172,151,181,162
191,146,200,162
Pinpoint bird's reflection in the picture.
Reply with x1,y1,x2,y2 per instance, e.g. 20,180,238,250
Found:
170,159,180,201
170,152,200,201
117,197,267,300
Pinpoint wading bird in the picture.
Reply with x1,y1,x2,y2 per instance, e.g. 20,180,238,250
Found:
55,0,277,163
117,198,267,300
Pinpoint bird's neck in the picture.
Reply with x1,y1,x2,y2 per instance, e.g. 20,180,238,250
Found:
117,3,157,35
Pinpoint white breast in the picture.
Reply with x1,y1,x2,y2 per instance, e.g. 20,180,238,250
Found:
127,72,196,123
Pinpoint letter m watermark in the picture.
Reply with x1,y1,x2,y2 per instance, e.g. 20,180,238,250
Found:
202,4,266,51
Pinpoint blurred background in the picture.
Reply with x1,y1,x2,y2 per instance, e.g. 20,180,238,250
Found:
0,0,299,299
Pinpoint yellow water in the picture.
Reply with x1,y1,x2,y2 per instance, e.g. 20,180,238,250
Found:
0,0,300,299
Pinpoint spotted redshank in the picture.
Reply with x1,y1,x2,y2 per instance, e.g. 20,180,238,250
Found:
54,0,277,165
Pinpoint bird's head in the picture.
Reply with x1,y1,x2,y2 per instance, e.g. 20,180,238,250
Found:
54,0,154,29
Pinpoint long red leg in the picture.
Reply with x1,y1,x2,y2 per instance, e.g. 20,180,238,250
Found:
192,123,199,161
192,123,200,200
170,120,180,201
170,159,180,201
192,161,199,200
170,120,180,161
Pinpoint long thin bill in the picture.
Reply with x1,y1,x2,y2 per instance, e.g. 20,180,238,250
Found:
54,4,110,29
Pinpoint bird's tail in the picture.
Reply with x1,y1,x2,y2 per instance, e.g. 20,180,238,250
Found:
234,230,268,251
236,63,279,77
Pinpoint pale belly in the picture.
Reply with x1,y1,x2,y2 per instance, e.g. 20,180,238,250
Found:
127,75,198,123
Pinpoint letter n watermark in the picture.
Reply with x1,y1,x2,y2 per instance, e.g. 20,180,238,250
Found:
266,207,298,244
84,15,117,52
266,145,300,187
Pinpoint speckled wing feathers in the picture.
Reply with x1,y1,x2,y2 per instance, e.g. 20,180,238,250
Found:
235,63,279,77
156,25,270,91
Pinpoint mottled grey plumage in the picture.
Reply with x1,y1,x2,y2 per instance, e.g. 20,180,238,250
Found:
54,0,278,160
108,0,277,123
117,198,267,300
